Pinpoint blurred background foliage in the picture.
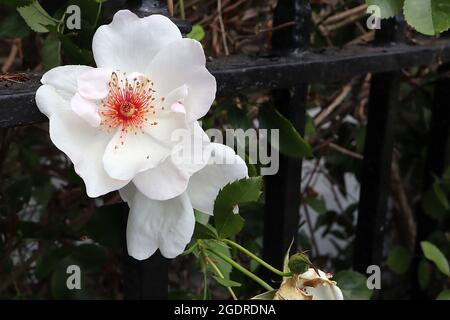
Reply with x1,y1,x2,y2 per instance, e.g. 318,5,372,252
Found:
0,0,449,299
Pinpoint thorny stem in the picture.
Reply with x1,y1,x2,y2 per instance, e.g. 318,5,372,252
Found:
223,239,291,277
205,248,274,292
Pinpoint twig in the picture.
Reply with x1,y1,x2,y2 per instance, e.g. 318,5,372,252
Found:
2,39,21,73
0,247,44,292
217,0,229,55
314,84,352,126
205,256,238,300
391,152,417,250
323,4,368,25
257,21,296,34
325,11,368,32
328,142,364,160
300,158,321,256
302,202,321,257
167,0,174,16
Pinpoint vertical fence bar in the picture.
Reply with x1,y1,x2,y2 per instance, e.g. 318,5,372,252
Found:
353,18,403,274
262,0,311,278
119,0,191,300
411,63,450,299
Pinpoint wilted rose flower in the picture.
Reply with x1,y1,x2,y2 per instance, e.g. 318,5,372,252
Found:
275,268,344,300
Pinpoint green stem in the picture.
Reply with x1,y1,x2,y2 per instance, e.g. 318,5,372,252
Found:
205,256,238,300
178,0,185,19
223,239,291,277
206,248,274,292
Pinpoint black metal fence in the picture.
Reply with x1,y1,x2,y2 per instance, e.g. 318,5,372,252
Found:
0,0,449,299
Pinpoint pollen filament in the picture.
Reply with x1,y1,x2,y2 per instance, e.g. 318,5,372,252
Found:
100,72,156,135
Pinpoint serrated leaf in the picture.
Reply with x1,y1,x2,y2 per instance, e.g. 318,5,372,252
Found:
421,241,450,276
17,1,57,33
187,25,205,41
387,245,412,274
366,0,404,19
259,105,312,158
213,177,262,238
404,0,450,35
212,276,241,287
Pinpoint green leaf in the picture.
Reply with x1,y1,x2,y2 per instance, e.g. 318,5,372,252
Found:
334,271,373,300
420,241,450,276
433,181,450,209
418,259,431,289
195,209,210,224
41,33,61,70
193,222,218,240
17,1,57,33
251,290,277,300
60,35,93,65
366,0,404,19
404,0,450,35
304,113,316,138
204,240,232,280
70,244,107,271
436,290,450,300
213,177,262,239
259,105,313,158
422,187,449,220
0,0,34,7
212,276,241,288
387,245,412,274
0,12,30,39
304,197,327,215
187,25,206,41
35,246,71,280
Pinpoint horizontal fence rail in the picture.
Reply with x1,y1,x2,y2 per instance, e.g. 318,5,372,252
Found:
1,39,450,128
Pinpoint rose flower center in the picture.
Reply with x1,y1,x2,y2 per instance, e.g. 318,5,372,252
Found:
119,102,136,117
100,72,157,133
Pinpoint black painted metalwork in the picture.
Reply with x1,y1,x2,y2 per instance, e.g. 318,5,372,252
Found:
262,0,310,280
353,18,403,275
3,39,450,128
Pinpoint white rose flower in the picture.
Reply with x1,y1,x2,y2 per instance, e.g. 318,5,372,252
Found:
275,268,344,300
36,10,216,198
35,10,248,260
